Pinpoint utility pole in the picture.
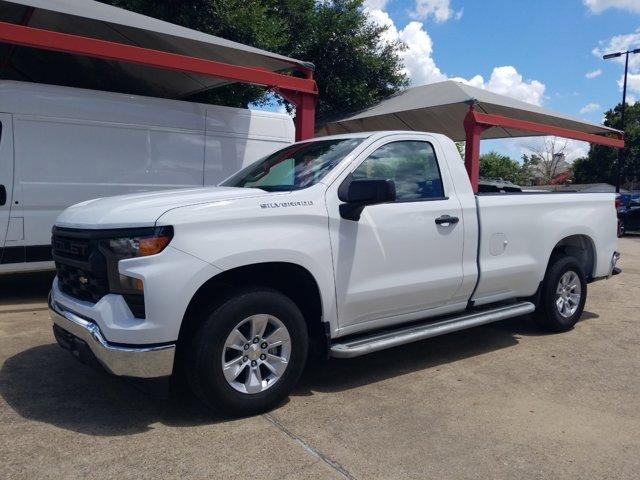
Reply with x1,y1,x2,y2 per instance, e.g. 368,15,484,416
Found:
603,47,640,192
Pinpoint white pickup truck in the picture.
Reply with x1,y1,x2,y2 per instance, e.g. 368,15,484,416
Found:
49,131,620,415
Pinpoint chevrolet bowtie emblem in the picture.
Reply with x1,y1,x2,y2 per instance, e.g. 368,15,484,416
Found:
78,276,88,285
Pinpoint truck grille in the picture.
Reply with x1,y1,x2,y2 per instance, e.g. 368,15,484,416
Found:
52,228,109,304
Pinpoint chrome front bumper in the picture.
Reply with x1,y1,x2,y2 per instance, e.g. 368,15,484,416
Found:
49,295,175,378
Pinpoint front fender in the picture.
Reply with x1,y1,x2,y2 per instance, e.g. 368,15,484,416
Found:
158,192,338,334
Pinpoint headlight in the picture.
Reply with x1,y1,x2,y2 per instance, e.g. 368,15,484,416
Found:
104,227,173,258
100,226,173,297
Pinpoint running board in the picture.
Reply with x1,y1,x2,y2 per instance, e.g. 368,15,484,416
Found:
329,301,535,358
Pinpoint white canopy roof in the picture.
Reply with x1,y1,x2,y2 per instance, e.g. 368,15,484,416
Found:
318,81,621,141
0,0,313,98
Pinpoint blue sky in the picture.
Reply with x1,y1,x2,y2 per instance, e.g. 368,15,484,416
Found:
365,0,640,160
362,0,640,160
251,0,640,161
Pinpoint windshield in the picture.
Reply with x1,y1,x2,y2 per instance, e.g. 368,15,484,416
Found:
221,138,364,191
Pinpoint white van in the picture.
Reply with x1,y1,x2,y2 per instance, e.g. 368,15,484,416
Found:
0,81,295,274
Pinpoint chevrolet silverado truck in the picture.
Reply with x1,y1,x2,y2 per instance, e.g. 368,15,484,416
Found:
49,131,621,415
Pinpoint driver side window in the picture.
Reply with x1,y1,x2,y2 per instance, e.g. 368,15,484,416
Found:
353,141,444,201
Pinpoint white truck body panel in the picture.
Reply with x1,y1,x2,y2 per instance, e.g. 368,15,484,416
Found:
473,193,617,306
50,131,618,350
0,80,294,272
323,133,470,336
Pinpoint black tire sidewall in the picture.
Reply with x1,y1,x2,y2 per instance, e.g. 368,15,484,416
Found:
188,288,308,416
538,256,587,332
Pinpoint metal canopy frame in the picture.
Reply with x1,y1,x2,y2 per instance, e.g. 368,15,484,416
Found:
0,20,318,141
464,105,625,192
0,12,625,191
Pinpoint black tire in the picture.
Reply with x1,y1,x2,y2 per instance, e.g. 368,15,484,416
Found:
186,288,308,416
534,255,587,333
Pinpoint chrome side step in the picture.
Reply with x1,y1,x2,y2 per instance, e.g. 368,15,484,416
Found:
329,301,535,358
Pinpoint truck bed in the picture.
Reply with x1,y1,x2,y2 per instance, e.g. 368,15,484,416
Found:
471,192,617,306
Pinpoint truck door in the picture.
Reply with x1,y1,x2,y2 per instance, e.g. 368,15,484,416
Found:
327,137,466,332
0,114,14,262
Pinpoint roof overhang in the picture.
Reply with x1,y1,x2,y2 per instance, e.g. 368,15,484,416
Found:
318,80,623,144
0,0,315,98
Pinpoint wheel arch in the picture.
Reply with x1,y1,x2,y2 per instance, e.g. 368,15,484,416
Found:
547,234,596,280
177,262,328,361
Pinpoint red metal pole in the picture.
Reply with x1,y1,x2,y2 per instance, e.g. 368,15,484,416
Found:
294,92,316,141
273,87,317,141
463,106,489,193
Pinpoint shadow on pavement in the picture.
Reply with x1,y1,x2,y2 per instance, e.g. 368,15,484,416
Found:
0,313,602,435
0,343,227,436
0,271,55,306
295,315,526,395
295,312,601,395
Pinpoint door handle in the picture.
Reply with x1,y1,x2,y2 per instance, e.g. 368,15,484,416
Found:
0,185,6,206
435,215,459,226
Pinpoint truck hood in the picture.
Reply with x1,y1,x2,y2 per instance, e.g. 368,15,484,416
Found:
55,186,270,229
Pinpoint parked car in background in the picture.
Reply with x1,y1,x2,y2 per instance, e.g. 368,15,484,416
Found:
618,196,640,235
49,131,620,416
478,177,523,193
0,81,295,274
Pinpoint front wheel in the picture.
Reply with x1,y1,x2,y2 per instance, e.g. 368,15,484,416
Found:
186,288,308,416
534,255,587,332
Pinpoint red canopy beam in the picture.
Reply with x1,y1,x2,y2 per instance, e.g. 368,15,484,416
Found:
0,20,318,140
463,106,625,193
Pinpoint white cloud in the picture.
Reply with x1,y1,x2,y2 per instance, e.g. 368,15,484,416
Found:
594,29,640,97
397,22,448,85
454,66,546,106
593,28,640,73
622,72,640,94
410,0,463,23
580,102,601,113
367,9,545,106
366,7,592,168
368,9,446,85
362,0,389,10
583,0,640,14
585,69,602,79
366,8,398,44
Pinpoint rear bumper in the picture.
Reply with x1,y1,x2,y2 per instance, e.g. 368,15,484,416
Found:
608,251,621,278
49,294,175,378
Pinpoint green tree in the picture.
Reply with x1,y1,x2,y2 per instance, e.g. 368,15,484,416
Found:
520,153,540,184
479,151,529,185
100,0,408,120
573,102,640,188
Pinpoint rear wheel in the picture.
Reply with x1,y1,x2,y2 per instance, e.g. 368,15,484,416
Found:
534,255,587,332
186,288,308,416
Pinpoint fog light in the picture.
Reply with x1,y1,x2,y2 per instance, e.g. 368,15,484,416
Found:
118,274,144,294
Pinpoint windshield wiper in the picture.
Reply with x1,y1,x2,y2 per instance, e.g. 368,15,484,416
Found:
251,185,303,192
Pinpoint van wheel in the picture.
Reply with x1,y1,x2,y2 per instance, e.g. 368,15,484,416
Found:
186,288,308,416
534,255,587,332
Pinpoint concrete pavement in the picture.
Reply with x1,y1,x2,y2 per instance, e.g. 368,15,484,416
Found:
1,237,639,479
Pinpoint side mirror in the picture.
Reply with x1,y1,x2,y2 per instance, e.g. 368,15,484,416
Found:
338,177,396,221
